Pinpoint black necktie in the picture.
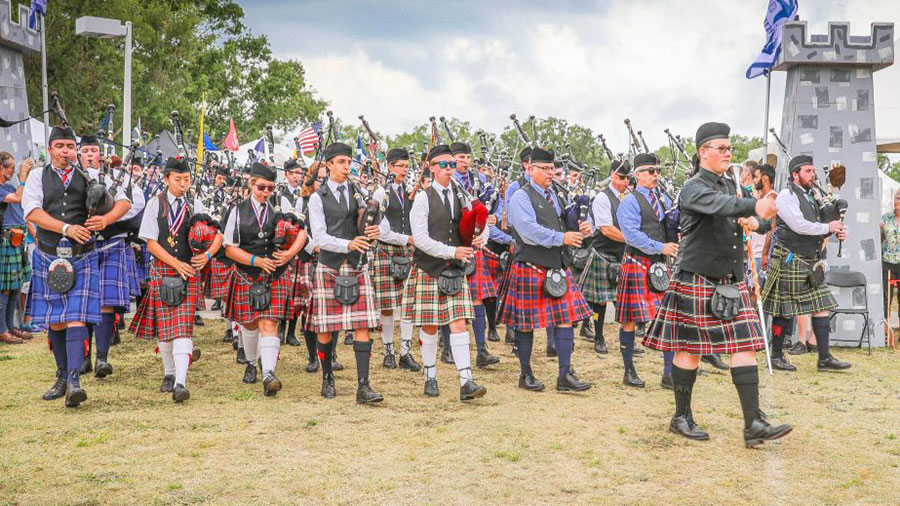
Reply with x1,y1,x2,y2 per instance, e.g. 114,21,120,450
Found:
443,188,453,219
174,198,183,217
337,185,347,210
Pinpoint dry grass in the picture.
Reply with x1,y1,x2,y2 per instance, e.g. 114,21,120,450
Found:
1,317,899,506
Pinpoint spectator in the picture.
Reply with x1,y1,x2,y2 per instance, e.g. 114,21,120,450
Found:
881,189,900,324
0,152,34,344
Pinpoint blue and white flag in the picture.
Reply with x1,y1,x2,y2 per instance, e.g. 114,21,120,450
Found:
28,0,47,31
746,0,799,79
253,137,266,154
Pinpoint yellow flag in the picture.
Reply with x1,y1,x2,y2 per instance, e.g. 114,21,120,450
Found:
195,96,206,174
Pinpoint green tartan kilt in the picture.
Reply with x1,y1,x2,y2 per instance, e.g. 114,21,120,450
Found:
761,245,837,317
577,249,617,304
0,231,26,291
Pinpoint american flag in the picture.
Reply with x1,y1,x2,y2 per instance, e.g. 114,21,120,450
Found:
296,122,322,155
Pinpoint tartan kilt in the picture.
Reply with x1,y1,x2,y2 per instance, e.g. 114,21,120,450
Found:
483,248,503,287
0,230,26,291
615,253,667,324
467,250,497,301
123,245,144,297
26,247,102,325
498,261,592,331
129,261,201,342
761,245,837,317
578,250,617,304
372,242,411,311
400,266,475,327
96,238,137,309
224,264,294,325
290,258,314,318
643,270,765,355
202,257,230,299
132,243,151,282
307,262,380,333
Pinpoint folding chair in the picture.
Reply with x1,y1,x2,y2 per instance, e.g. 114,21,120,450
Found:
826,271,872,354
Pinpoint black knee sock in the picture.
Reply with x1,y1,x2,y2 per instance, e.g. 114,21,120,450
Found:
671,365,698,417
593,303,607,340
483,297,498,331
287,317,298,339
318,340,333,376
731,365,760,429
353,340,372,381
304,330,317,362
770,317,792,358
811,316,831,360
514,330,534,375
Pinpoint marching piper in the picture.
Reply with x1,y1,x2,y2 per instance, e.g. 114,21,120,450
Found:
205,165,231,316
275,159,305,347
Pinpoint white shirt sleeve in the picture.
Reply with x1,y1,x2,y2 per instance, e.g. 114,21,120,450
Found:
118,183,145,221
223,206,240,247
22,167,44,220
592,192,613,227
138,196,160,241
776,189,830,236
410,191,456,259
309,192,350,253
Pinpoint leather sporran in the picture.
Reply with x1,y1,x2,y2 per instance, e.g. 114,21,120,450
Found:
571,248,590,270
334,275,360,305
248,282,272,311
159,276,187,307
543,268,569,298
47,258,76,294
709,283,742,321
389,256,411,281
648,262,671,292
438,268,464,296
808,260,826,288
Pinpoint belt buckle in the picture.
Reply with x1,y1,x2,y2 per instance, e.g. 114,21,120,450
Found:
57,245,73,258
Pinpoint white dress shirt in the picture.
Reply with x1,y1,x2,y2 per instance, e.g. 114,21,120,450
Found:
308,178,353,254
373,183,410,246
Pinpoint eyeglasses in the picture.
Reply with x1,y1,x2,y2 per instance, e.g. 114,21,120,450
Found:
532,164,555,172
707,145,735,154
255,184,276,192
433,161,458,169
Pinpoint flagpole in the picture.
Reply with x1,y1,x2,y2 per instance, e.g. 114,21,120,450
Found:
762,70,771,164
40,13,49,152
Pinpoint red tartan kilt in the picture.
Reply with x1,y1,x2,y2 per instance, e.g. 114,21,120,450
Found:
129,260,201,342
223,264,294,325
498,261,591,331
202,257,230,299
306,263,380,333
467,250,497,301
290,258,313,318
614,253,666,324
484,249,503,285
372,243,410,311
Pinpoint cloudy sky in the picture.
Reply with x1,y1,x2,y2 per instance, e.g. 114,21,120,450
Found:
239,0,900,151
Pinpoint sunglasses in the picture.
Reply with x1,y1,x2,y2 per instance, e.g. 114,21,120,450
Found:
255,184,276,192
433,161,458,169
638,168,662,175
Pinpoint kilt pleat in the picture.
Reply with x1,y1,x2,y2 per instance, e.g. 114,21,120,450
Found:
26,247,102,325
129,260,201,342
761,245,837,317
202,257,230,299
97,238,135,309
372,242,410,311
483,248,503,288
400,266,475,327
123,245,144,298
577,249,617,304
290,257,314,319
224,264,294,325
614,253,666,324
133,243,151,281
307,262,380,333
0,229,26,291
498,262,591,331
643,270,765,355
467,250,497,301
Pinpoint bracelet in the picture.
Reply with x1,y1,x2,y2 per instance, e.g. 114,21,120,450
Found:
250,254,256,266
206,251,211,261
61,224,70,237
18,182,25,187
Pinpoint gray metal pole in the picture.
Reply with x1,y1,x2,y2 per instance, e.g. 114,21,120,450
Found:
122,21,133,156
762,71,771,164
40,14,49,153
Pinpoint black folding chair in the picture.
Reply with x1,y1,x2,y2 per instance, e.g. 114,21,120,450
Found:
825,271,872,354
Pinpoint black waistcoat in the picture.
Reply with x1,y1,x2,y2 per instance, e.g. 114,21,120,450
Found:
775,183,826,259
511,184,567,269
383,184,411,236
317,182,363,270
592,187,626,259
413,185,461,278
234,198,277,276
624,189,665,262
38,165,89,248
678,171,746,280
156,193,193,263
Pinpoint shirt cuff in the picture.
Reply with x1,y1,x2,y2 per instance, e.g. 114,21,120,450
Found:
649,240,664,255
550,231,565,247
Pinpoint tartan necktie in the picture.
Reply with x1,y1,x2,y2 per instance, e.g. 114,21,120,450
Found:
648,190,663,220
464,175,472,193
544,189,556,211
57,168,73,188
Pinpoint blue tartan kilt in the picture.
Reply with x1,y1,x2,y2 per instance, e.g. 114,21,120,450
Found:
0,231,26,291
97,238,137,309
133,243,151,281
27,247,102,325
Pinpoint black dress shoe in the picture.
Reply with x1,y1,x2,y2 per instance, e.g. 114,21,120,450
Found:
159,375,175,393
487,327,500,342
172,383,190,403
701,354,729,371
321,373,336,398
42,372,67,400
669,412,709,441
222,328,233,343
505,329,515,344
398,353,422,372
557,370,591,392
236,347,247,364
192,349,201,363
424,378,440,397
518,373,545,391
546,344,558,358
263,373,282,397
807,343,818,353
476,348,500,367
80,359,92,375
286,334,301,347
460,379,487,400
580,319,595,341
243,363,258,384
787,341,807,355
194,314,205,326
661,373,674,390
771,356,797,372
65,384,87,408
343,333,353,346
441,346,454,364
94,359,113,378
211,299,222,311
356,378,384,404
817,354,851,372
744,417,792,448
305,359,319,373
332,357,344,371
623,366,645,388
383,352,397,369
632,346,645,355
594,336,608,355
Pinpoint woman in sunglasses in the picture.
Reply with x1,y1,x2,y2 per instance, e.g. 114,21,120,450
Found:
222,162,307,397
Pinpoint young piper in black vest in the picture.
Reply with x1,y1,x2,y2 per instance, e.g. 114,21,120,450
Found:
372,148,421,372
129,157,220,402
644,122,792,447
500,146,594,392
205,165,231,323
402,144,487,400
276,158,305,347
23,126,102,407
223,162,307,397
307,143,383,403
761,155,851,372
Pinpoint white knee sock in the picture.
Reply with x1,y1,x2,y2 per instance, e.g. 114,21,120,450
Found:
450,332,473,385
172,338,192,387
259,336,280,375
420,329,438,379
235,322,244,347
241,325,260,363
400,320,414,356
158,340,175,376
380,314,394,349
